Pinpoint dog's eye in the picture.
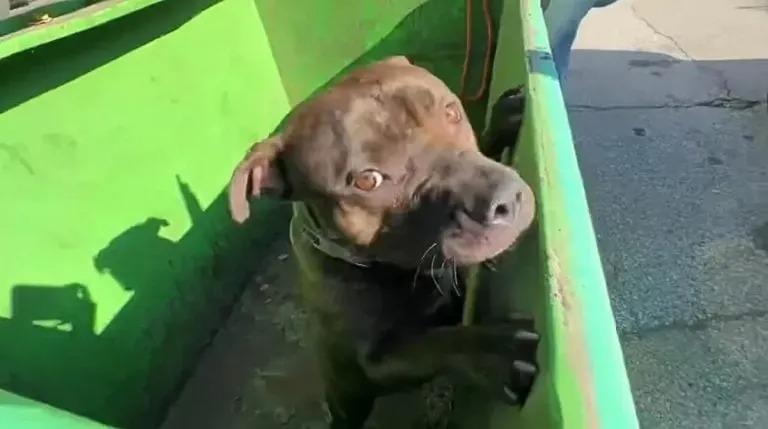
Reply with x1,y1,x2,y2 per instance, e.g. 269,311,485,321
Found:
353,169,384,191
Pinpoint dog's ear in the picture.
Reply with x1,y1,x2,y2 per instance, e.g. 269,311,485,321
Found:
228,135,289,224
382,55,412,66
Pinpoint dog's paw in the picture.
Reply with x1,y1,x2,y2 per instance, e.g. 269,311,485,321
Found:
500,355,538,406
481,86,526,161
454,317,540,406
491,316,540,406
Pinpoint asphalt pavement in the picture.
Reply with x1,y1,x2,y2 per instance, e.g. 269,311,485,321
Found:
566,1,768,427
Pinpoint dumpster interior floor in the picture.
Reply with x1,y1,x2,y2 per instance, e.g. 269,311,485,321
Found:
161,237,459,429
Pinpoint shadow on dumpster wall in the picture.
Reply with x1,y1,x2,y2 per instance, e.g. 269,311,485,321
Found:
0,1,284,426
11,283,96,335
0,174,289,428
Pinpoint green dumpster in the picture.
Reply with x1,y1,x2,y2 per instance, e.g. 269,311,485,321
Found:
0,0,638,427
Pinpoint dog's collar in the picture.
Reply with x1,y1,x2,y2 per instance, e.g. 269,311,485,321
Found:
292,203,373,268
302,224,373,268
290,204,452,278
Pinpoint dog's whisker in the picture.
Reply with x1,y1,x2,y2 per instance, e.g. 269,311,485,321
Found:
430,253,445,296
453,259,459,286
412,242,438,292
451,259,461,296
483,258,499,272
440,257,459,296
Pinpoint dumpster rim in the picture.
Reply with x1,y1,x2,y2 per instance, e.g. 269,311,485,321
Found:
0,0,162,61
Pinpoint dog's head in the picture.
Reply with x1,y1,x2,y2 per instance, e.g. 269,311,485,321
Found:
229,56,534,268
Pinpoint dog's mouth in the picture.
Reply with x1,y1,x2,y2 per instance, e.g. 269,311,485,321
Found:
441,227,518,266
440,207,534,266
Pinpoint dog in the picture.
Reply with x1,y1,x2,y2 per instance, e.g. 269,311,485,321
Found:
228,56,538,428
482,85,526,162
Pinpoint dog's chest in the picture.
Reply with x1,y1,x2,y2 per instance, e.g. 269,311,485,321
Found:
310,258,465,347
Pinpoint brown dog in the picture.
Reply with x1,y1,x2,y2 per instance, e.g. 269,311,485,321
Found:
229,56,538,428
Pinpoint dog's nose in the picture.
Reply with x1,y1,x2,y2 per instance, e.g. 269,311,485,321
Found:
439,151,533,228
447,151,532,226
463,182,525,225
488,188,524,224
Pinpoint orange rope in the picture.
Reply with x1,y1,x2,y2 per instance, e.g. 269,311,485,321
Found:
460,0,495,102
459,0,474,97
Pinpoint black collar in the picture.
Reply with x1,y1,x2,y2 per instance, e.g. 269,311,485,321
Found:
290,203,453,279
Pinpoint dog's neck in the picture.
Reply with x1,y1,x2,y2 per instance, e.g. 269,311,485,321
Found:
291,203,451,278
293,203,372,268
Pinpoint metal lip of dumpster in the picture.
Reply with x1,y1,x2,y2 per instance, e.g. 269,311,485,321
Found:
510,1,639,427
0,0,639,427
0,388,112,429
0,0,162,59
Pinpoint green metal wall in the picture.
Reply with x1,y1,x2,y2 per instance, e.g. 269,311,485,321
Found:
1,1,290,426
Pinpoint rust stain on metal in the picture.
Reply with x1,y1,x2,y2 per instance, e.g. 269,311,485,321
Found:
30,13,54,26
551,253,600,428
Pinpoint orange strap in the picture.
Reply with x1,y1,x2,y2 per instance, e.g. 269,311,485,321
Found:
460,0,494,101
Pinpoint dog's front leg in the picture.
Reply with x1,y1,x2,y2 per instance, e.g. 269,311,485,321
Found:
313,335,377,429
361,321,540,406
324,380,375,429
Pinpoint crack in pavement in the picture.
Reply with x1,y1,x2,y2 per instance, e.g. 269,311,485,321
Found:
568,96,766,112
703,66,734,98
629,4,736,97
620,308,768,340
631,4,693,60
